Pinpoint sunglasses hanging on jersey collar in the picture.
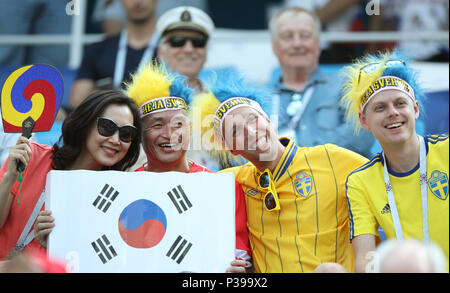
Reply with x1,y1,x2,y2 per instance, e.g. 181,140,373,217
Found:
258,169,280,211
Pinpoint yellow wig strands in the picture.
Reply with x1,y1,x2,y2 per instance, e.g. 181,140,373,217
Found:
190,91,237,168
125,62,173,107
340,52,391,133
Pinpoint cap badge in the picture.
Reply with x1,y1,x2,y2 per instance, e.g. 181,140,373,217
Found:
181,10,191,21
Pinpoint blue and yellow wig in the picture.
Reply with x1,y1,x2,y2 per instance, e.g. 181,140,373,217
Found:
340,50,426,133
125,62,193,117
190,69,273,164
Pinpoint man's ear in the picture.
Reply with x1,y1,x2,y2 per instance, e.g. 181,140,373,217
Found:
359,111,370,131
413,100,420,120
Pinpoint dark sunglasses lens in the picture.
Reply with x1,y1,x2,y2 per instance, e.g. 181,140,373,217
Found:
168,36,186,47
264,193,277,210
168,36,207,48
97,118,117,137
259,173,270,188
118,126,136,143
191,37,207,48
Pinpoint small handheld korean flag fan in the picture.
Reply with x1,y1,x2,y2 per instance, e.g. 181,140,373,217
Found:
0,64,64,203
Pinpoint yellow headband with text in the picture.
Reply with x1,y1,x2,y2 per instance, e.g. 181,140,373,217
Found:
360,76,415,111
140,96,188,118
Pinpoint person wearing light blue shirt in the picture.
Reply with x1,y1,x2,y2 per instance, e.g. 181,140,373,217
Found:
269,6,374,158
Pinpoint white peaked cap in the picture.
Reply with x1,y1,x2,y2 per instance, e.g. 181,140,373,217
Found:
156,6,215,37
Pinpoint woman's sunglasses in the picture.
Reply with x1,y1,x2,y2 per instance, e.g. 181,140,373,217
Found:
357,60,405,85
166,35,207,48
258,169,280,211
97,117,137,143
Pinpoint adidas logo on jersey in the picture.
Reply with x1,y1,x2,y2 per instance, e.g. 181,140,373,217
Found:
381,203,391,214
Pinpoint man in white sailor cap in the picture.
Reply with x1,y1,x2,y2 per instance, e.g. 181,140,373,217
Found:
156,6,215,94
156,6,221,171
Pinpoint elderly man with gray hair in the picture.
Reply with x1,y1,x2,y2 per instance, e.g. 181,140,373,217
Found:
269,6,374,158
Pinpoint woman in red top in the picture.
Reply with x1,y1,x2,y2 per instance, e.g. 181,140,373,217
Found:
0,90,142,259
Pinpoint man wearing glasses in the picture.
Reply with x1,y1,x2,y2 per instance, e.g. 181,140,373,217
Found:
340,51,449,273
191,73,368,272
154,6,222,171
269,7,374,158
156,6,213,95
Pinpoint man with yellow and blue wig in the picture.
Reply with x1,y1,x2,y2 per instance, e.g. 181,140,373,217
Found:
340,51,449,272
124,63,251,272
191,71,368,273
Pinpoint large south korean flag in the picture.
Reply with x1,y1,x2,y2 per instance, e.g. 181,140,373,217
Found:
45,170,236,273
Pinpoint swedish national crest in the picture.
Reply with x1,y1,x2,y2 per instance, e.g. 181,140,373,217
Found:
295,172,312,198
428,170,448,200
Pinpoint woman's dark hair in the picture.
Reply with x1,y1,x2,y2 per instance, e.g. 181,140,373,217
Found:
52,90,142,171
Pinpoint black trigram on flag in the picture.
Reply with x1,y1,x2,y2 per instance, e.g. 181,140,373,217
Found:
166,235,192,264
92,184,119,213
91,234,117,264
167,185,192,214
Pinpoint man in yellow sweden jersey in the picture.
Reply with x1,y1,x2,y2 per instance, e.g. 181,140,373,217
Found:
191,72,368,272
340,51,449,272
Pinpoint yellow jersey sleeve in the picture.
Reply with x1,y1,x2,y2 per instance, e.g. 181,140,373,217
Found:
346,157,383,240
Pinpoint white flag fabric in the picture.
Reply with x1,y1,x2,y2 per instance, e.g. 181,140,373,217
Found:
46,170,236,273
